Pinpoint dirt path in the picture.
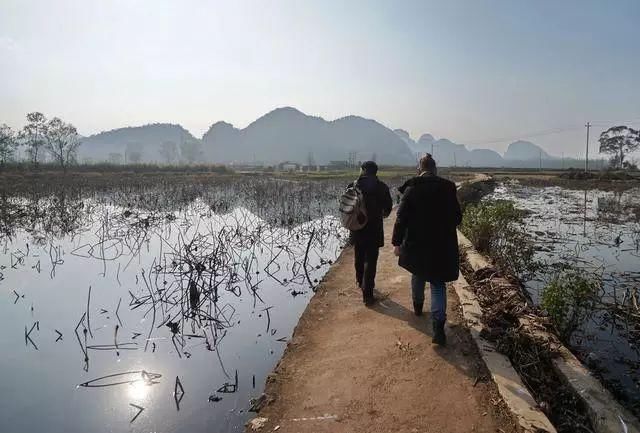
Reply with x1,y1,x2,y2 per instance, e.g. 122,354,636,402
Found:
253,211,517,433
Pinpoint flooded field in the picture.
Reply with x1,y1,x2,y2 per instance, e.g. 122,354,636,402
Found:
0,177,362,433
488,182,640,415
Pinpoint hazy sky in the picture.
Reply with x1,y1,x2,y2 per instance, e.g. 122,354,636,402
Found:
1,0,639,156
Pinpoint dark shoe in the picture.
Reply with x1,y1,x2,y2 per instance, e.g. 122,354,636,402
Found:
432,320,446,346
363,288,375,306
413,302,423,316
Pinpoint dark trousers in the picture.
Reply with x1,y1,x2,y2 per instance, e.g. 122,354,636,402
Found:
354,243,379,298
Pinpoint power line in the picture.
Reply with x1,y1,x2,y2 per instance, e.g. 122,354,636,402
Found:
590,116,640,125
458,116,640,146
462,125,583,146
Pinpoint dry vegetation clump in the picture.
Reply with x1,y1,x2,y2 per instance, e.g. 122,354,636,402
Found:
463,264,595,433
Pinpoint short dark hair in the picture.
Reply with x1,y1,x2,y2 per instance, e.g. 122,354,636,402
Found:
419,153,437,173
361,160,378,175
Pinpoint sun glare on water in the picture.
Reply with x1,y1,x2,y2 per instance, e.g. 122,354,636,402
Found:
128,374,152,400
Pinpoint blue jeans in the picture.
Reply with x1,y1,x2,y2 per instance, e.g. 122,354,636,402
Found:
411,275,447,322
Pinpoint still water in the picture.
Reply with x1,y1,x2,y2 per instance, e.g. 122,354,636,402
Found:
0,181,347,433
488,182,640,415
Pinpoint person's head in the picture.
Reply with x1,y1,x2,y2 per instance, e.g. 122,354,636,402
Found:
419,153,437,175
360,160,378,176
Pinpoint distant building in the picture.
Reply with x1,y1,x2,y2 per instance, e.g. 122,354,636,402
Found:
277,161,301,171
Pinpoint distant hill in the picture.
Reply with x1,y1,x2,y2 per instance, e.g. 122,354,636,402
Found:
202,107,416,165
80,123,198,163
396,131,441,159
504,140,551,161
470,149,504,166
394,129,417,153
416,134,435,153
393,130,556,168
429,138,473,166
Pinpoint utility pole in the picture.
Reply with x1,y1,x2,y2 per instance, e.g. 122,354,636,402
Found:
307,151,315,170
539,149,542,171
561,152,565,170
585,121,591,172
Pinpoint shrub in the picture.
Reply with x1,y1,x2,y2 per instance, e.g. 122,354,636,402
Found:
461,199,536,277
541,270,599,342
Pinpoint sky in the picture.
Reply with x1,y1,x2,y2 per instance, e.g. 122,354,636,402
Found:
1,0,639,157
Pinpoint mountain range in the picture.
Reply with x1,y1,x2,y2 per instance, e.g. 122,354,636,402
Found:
201,107,415,165
393,129,553,167
79,107,559,167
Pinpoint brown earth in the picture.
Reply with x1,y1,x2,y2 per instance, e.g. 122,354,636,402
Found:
252,212,517,433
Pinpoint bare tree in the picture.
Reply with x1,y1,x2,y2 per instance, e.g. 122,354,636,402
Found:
160,140,178,164
44,117,81,172
19,112,47,167
0,123,17,167
599,125,640,169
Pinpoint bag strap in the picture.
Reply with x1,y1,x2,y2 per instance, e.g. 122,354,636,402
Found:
352,177,360,191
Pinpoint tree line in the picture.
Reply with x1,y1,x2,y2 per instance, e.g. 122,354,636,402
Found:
0,112,205,168
0,112,81,172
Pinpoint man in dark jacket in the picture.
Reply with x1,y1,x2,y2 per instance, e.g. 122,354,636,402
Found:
391,154,462,346
350,161,393,306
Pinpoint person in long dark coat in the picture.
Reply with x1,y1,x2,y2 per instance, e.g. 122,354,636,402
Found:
349,161,393,306
391,154,461,345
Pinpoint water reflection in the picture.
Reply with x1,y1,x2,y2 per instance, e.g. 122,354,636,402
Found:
489,183,640,416
583,189,587,236
0,178,358,433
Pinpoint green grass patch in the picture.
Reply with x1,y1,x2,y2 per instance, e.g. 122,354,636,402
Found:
542,270,599,342
461,199,536,277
